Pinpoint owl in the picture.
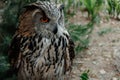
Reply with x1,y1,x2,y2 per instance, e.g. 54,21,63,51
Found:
8,1,75,80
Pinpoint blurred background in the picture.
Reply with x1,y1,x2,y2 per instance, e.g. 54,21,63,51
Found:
0,0,120,80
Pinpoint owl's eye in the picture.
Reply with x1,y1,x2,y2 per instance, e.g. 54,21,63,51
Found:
40,17,49,23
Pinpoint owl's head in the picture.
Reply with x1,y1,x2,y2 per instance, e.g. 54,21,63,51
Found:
18,1,68,38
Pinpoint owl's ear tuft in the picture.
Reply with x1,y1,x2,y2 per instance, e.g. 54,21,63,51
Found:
24,3,39,10
21,3,39,14
57,4,64,11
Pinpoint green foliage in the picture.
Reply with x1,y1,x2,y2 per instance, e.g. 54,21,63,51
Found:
55,0,82,20
80,0,103,22
0,55,9,75
68,23,94,53
0,55,12,80
80,70,89,80
98,28,112,36
107,0,120,19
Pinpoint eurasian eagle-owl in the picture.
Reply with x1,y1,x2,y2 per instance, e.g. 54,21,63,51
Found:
8,1,75,80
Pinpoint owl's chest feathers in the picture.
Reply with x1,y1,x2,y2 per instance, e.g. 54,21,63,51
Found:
19,33,71,76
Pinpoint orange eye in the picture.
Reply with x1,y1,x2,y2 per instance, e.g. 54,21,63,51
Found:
40,17,49,23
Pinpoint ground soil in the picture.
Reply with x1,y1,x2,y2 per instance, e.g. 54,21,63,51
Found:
69,12,120,80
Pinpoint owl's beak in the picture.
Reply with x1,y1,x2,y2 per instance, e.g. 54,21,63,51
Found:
53,24,58,34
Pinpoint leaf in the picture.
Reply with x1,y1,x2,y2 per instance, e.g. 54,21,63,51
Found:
80,70,90,80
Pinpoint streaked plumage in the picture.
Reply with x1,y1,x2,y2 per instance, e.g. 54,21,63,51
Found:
8,1,75,80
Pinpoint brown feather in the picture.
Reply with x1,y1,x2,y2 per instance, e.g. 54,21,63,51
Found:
17,10,35,37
